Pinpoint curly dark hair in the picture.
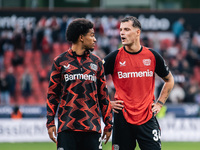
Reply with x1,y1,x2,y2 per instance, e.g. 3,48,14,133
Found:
121,16,141,30
66,18,94,43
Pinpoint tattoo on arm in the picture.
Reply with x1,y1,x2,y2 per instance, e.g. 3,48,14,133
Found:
158,72,174,104
163,89,171,102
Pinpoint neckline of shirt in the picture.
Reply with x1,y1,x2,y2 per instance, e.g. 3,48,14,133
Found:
123,46,143,54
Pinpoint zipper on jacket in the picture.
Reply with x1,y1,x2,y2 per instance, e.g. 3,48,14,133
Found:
75,57,84,73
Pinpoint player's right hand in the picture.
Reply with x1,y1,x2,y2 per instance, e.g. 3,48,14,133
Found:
48,126,57,143
102,131,111,144
111,100,124,113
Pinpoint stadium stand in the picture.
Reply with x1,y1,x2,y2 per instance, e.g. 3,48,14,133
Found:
0,15,200,109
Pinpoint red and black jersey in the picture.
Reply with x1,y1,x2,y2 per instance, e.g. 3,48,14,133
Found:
46,49,112,134
103,46,169,125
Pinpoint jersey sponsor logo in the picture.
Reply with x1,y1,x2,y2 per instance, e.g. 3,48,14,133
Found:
118,69,153,79
63,64,70,70
143,59,151,66
90,63,98,71
64,73,97,82
119,61,126,67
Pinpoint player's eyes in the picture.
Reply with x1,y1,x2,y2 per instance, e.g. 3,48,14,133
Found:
120,28,130,31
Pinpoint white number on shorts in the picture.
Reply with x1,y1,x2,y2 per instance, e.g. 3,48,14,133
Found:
152,129,161,141
99,137,102,149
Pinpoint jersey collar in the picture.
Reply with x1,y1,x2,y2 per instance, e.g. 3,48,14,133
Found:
68,49,90,58
123,46,143,54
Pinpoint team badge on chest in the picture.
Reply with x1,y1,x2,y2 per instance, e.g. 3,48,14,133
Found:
90,63,98,71
143,59,151,66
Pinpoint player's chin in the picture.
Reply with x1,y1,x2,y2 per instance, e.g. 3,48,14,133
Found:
90,46,95,51
121,41,127,45
86,48,94,52
90,48,94,52
122,43,128,46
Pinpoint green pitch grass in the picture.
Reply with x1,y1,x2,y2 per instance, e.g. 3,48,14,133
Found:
0,142,200,150
103,142,200,150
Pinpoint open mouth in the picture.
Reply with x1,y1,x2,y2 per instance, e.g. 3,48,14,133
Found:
121,37,126,41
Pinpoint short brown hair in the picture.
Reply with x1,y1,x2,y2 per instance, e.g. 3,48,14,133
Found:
121,16,141,30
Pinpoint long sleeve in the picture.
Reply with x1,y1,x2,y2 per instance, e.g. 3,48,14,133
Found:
46,59,62,129
97,61,113,132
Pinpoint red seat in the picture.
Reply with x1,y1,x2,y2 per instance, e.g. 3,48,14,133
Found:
4,51,14,59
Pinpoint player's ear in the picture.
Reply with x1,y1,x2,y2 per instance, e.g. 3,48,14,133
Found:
79,34,84,43
136,29,141,35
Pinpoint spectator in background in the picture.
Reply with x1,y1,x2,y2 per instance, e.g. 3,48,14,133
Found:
13,23,23,50
186,25,195,50
185,80,199,103
48,16,60,42
97,33,110,55
172,17,185,44
35,16,46,50
93,16,104,39
102,15,117,37
166,41,179,58
21,68,32,99
0,38,4,69
0,30,14,68
0,71,10,105
41,35,51,67
6,67,16,100
11,105,22,119
169,83,185,104
23,22,34,51
60,15,68,42
11,49,24,67
188,34,200,58
186,48,199,68
141,33,150,47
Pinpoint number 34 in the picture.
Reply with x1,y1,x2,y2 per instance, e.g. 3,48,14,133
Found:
152,129,161,141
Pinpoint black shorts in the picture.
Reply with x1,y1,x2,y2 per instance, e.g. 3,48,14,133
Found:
112,111,161,150
57,130,102,150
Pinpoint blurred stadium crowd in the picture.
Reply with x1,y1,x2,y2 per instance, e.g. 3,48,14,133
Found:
0,15,200,106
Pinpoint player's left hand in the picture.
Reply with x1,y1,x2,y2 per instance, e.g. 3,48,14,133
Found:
48,126,57,143
111,100,124,113
152,103,162,116
102,131,111,144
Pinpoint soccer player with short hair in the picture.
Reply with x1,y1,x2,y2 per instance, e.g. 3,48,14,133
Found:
103,16,174,150
46,18,113,150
